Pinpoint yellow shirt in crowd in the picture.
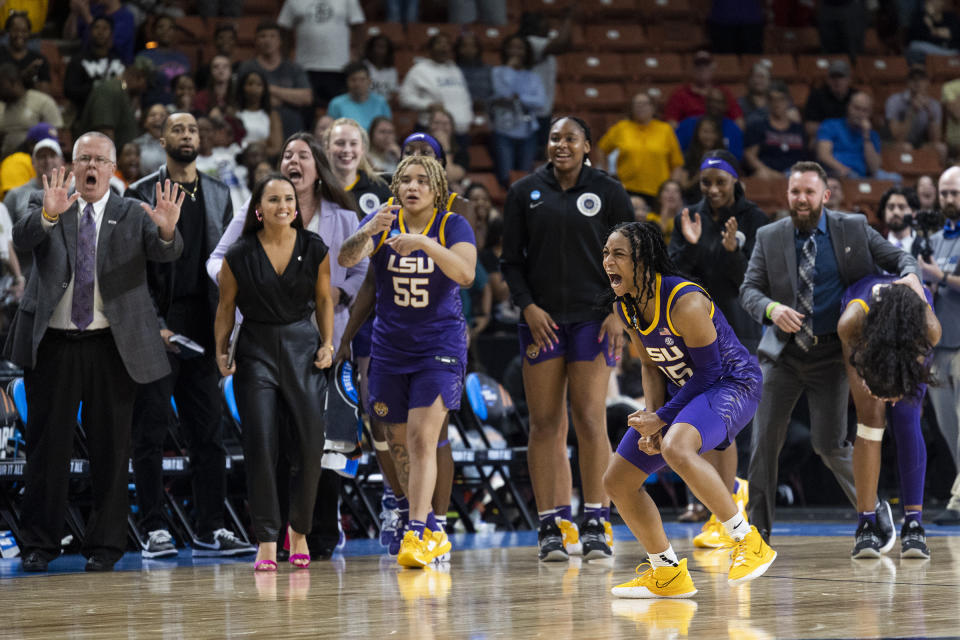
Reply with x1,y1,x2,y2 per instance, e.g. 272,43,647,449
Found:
598,118,683,197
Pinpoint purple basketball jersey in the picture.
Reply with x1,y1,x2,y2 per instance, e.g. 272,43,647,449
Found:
842,274,934,313
361,207,476,373
615,274,761,395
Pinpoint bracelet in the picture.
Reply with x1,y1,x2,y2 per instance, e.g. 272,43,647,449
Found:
941,273,950,286
41,208,59,222
765,301,781,320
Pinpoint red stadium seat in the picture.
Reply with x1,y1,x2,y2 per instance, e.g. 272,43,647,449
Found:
796,54,852,83
741,54,799,82
855,56,909,85
880,147,943,181
567,83,627,111
468,145,495,171
645,22,707,52
637,0,696,21
405,23,460,51
764,27,820,55
626,53,687,82
359,22,407,50
475,26,507,52
557,52,626,82
584,24,649,53
925,54,960,82
707,54,745,84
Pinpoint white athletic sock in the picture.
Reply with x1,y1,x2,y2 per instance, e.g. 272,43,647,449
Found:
649,545,679,567
721,512,751,541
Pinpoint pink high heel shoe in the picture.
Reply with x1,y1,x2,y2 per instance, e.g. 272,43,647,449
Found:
254,559,277,572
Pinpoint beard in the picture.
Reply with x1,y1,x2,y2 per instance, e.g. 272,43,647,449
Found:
886,216,908,232
789,202,823,234
943,202,960,222
168,146,198,163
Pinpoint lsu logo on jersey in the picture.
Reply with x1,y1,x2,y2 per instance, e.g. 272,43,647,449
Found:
645,345,693,385
386,255,435,274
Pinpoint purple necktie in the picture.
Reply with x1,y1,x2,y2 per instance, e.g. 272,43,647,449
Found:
71,203,96,330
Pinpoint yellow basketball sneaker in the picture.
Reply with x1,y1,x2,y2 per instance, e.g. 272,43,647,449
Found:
423,528,452,564
693,515,734,548
397,531,430,568
728,526,777,585
604,520,615,555
557,518,582,556
611,558,698,599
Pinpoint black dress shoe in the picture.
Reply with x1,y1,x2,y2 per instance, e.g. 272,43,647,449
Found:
85,556,116,572
21,552,48,572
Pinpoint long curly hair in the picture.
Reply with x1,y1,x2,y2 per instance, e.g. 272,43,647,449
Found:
391,155,448,212
604,221,689,326
851,284,935,399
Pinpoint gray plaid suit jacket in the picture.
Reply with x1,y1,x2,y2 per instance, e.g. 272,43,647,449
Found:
739,208,919,363
3,191,184,383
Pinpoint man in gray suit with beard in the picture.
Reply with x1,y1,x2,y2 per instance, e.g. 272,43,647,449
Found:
5,132,184,572
740,161,920,546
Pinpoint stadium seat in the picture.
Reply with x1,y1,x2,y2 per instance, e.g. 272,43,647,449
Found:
626,53,687,83
645,22,707,52
842,178,897,214
925,54,960,82
741,54,799,82
637,0,696,21
475,25,507,51
583,24,649,53
584,0,637,22
558,52,626,82
176,16,209,43
707,54,745,84
468,145,495,171
567,82,627,111
788,82,811,108
881,147,942,181
764,26,820,54
405,23,462,50
359,22,407,48
796,54,852,83
855,56,909,85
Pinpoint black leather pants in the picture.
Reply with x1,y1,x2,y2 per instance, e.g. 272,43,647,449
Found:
234,317,326,543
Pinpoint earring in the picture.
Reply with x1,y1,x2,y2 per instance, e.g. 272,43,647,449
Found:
255,209,262,221
294,210,300,218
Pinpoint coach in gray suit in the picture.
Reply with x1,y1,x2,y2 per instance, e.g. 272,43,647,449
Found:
4,132,184,572
740,161,919,542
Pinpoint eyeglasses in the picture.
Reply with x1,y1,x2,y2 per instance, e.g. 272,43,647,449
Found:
75,155,114,167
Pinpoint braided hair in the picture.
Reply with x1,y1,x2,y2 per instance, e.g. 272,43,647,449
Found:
390,155,449,212
604,221,689,325
851,284,935,399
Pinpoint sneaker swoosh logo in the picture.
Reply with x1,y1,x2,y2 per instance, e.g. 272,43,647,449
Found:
655,572,679,589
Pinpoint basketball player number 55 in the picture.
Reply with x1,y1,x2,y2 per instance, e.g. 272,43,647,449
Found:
393,276,429,307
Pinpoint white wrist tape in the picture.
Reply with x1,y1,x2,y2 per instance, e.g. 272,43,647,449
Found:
857,423,885,442
373,439,389,451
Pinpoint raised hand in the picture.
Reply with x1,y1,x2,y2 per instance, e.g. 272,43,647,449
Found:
362,203,399,237
680,208,702,245
42,167,80,217
141,179,185,240
720,216,739,252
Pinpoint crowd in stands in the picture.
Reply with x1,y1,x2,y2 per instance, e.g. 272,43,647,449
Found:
2,0,960,549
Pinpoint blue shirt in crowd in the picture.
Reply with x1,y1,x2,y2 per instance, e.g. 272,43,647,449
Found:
816,118,881,178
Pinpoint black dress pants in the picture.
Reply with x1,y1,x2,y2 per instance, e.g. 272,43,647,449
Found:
234,318,327,543
132,352,225,536
21,329,137,562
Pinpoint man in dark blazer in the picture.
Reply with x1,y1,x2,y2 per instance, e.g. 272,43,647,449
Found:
5,132,184,572
125,111,252,558
740,160,920,545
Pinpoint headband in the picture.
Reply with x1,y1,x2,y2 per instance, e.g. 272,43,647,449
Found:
402,132,446,167
700,157,738,179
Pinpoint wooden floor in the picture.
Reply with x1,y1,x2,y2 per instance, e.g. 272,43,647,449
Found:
3,528,960,639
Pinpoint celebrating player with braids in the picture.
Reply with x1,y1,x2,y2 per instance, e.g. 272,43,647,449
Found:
338,155,476,568
839,276,940,559
602,221,776,599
